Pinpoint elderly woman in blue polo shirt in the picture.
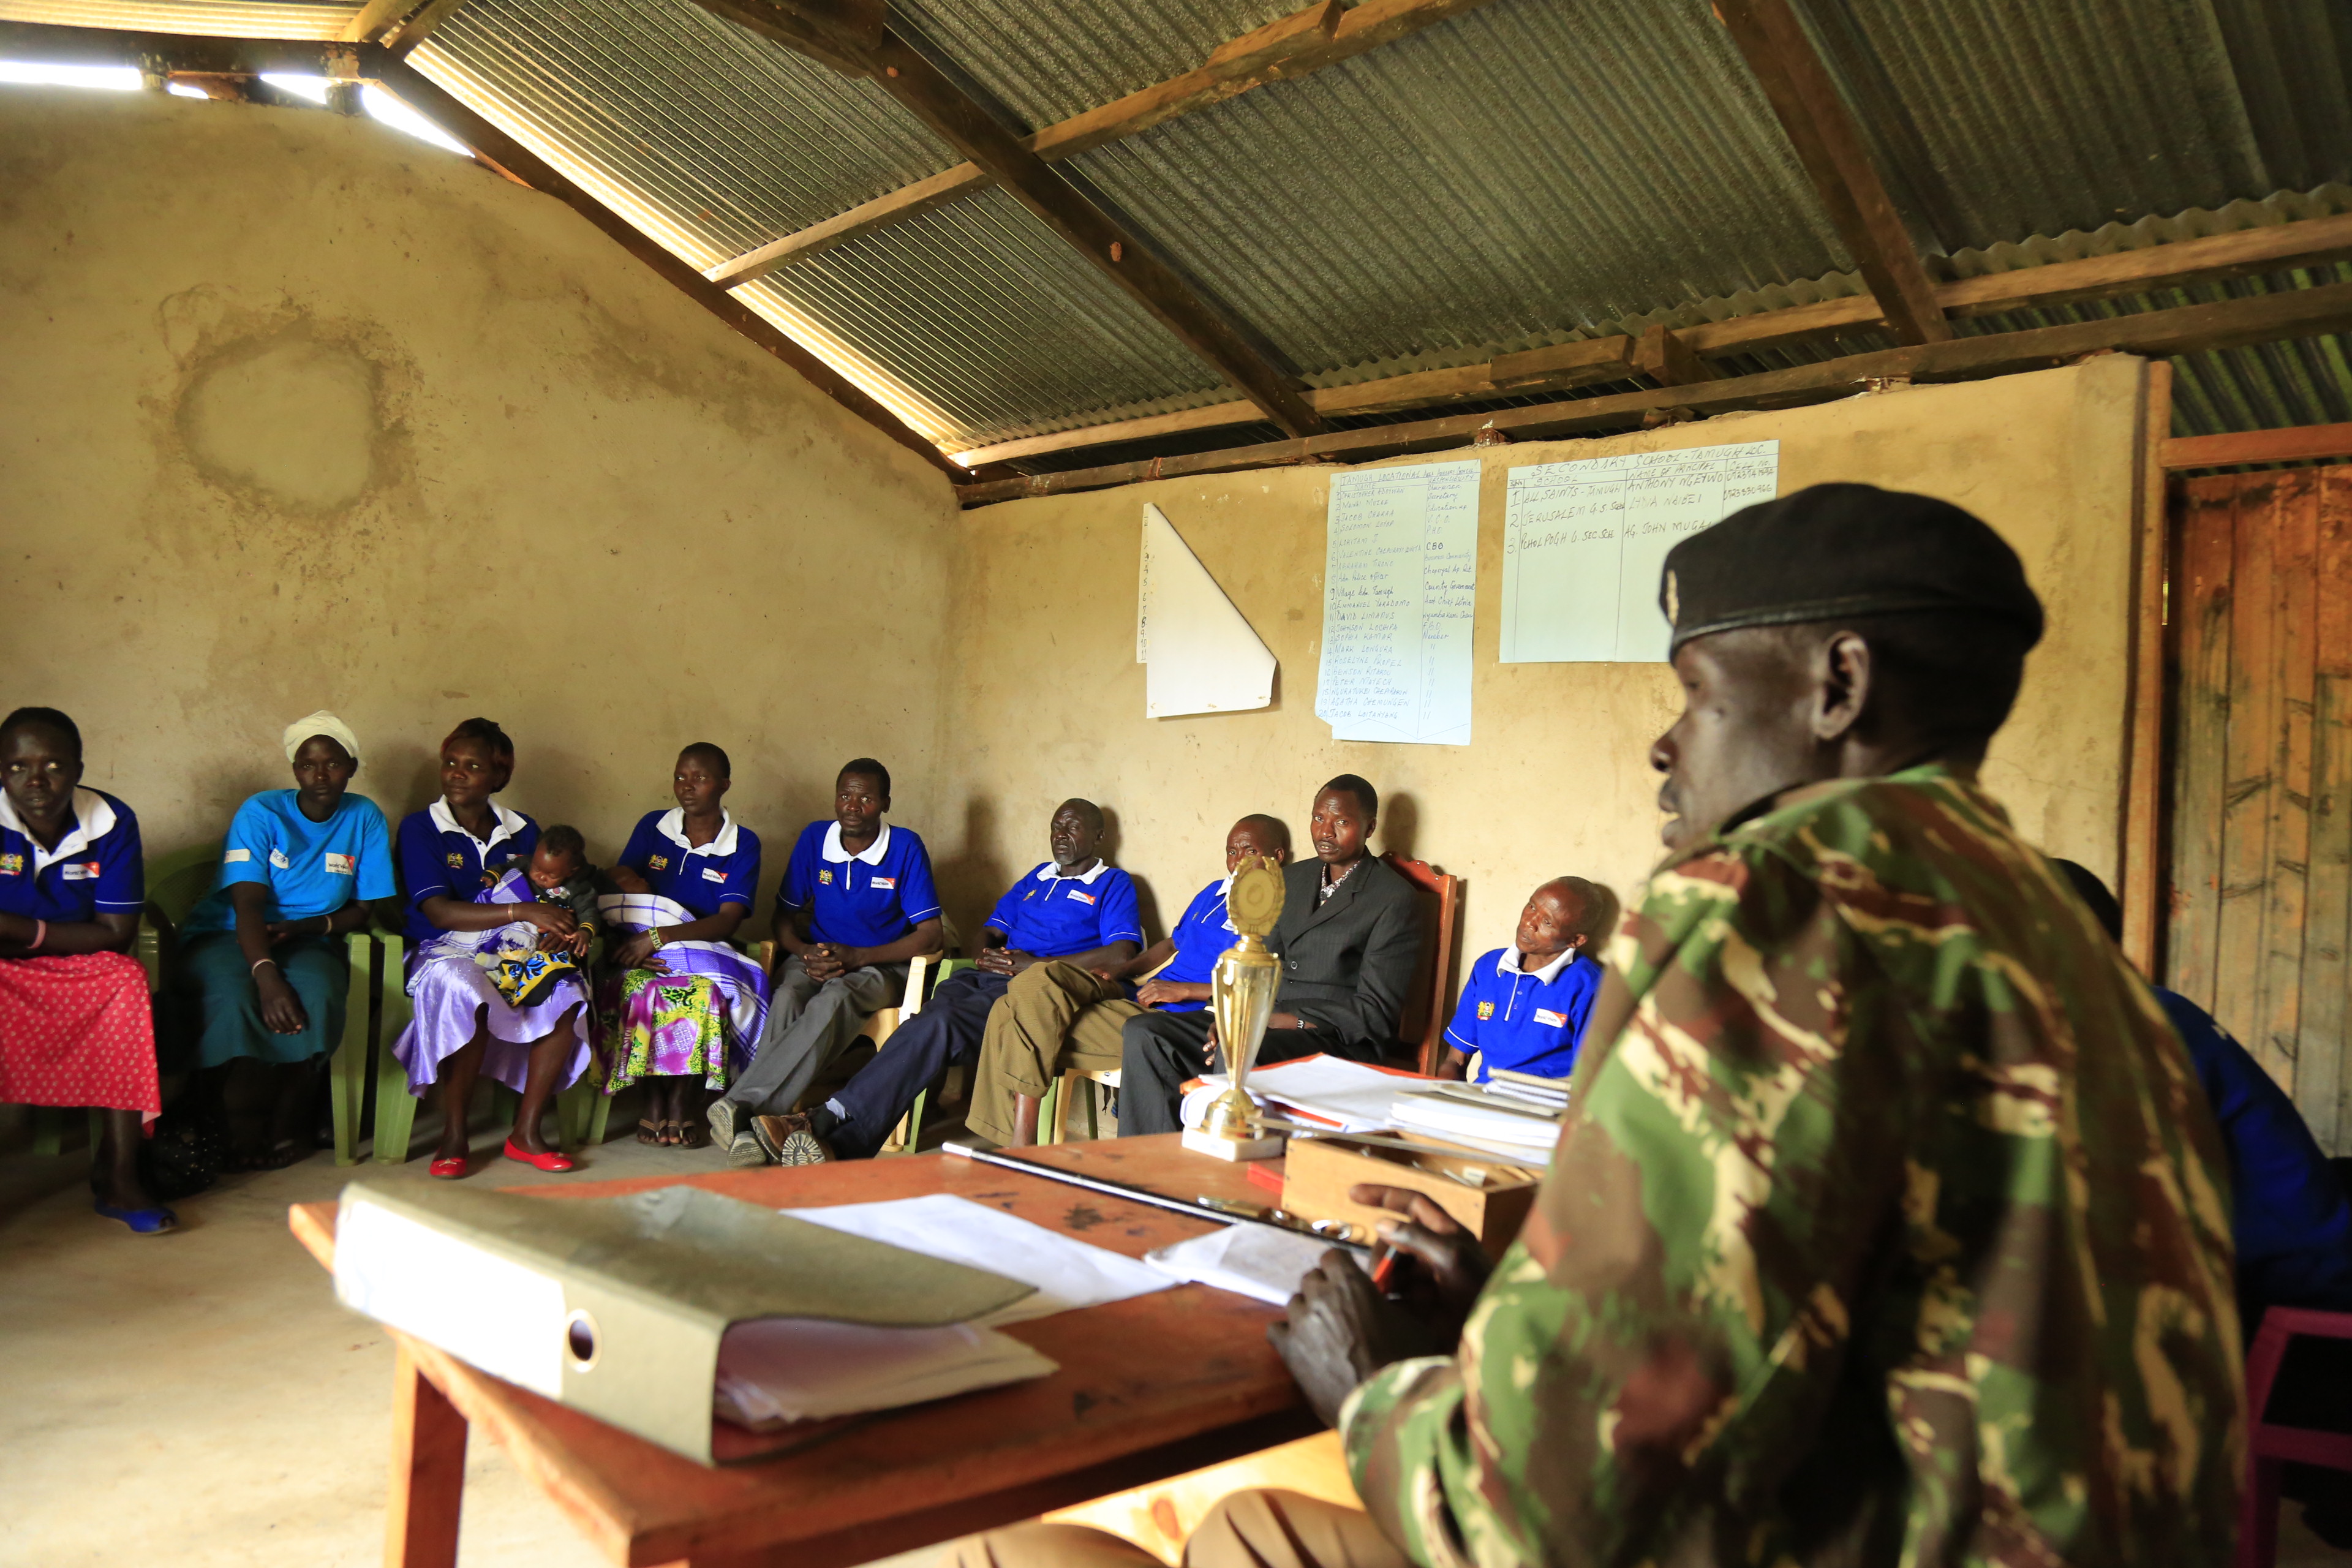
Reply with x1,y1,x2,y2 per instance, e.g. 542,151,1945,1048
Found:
0,706,169,1232
391,718,588,1178
598,742,765,1148
174,710,399,1170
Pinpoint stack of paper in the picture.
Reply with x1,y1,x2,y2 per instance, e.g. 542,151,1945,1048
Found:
715,1319,1056,1430
1389,1082,1563,1162
1485,1069,1572,1114
1182,1055,1408,1132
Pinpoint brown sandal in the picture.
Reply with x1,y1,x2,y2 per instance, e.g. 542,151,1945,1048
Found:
674,1118,710,1151
658,1118,684,1147
635,1117,663,1145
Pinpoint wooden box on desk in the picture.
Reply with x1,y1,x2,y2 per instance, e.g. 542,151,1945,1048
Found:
1279,1137,1540,1259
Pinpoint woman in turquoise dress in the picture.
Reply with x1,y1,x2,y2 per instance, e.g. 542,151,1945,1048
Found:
171,711,399,1168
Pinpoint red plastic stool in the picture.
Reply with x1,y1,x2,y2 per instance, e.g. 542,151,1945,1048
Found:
2240,1306,2352,1568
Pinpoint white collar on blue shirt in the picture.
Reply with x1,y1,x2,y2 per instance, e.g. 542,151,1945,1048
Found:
428,796,527,853
1498,945,1578,985
0,786,117,873
1037,858,1112,884
655,807,739,858
820,821,892,865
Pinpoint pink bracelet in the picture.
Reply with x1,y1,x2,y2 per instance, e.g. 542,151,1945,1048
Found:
28,919,45,952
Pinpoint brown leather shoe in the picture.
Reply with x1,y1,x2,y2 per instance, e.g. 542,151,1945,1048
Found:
750,1112,834,1166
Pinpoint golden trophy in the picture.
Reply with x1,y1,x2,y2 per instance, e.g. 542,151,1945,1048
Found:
1183,854,1288,1161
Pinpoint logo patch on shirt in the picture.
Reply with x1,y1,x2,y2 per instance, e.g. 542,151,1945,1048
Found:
222,849,251,865
872,876,897,890
446,851,466,870
818,869,834,885
0,853,21,876
268,849,292,870
1534,1008,1569,1028
1476,1000,1495,1020
61,861,100,881
648,854,669,872
1067,889,1097,905
325,853,356,876
701,867,728,884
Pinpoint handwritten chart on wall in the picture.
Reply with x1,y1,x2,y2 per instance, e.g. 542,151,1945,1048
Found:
1501,441,1779,663
1315,459,1479,745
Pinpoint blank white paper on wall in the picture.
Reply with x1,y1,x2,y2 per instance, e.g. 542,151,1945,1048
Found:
1315,459,1480,746
1501,441,1779,663
1136,503,1276,718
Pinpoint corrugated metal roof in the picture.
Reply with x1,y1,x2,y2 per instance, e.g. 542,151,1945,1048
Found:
14,0,2349,453
744,185,1227,442
425,0,954,262
0,0,356,39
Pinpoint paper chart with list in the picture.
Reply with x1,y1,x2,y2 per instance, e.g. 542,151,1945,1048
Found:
1315,459,1479,746
1501,441,1779,663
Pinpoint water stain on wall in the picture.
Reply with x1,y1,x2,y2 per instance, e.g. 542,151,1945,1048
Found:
155,290,417,523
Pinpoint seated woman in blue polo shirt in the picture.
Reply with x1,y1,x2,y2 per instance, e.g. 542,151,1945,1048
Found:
751,796,1140,1164
707,757,940,1166
597,743,764,1150
1438,875,1610,1083
391,718,587,1178
173,711,399,1170
0,706,169,1233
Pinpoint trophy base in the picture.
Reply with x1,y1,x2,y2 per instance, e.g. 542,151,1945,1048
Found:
1183,1128,1287,1162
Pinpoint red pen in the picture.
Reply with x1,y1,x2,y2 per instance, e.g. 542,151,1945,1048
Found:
1371,1243,1403,1293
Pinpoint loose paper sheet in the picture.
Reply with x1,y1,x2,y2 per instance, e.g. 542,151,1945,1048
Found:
1136,503,1276,718
783,1193,1174,1326
1315,460,1480,744
1501,441,1779,663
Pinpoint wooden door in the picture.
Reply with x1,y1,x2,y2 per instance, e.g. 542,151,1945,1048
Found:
2166,466,2352,1148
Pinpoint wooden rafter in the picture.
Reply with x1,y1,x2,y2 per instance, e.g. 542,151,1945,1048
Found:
2162,421,2352,470
696,0,1324,438
1715,0,1951,347
703,0,1497,289
0,19,366,76
948,210,2352,466
955,279,2352,505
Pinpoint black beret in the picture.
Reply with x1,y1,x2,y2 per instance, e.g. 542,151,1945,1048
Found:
1660,483,2044,657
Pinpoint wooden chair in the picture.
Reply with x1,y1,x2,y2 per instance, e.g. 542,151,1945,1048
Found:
1041,1430,1359,1564
1382,851,1463,1074
2237,1305,2352,1568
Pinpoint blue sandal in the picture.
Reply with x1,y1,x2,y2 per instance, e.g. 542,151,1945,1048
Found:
95,1201,177,1235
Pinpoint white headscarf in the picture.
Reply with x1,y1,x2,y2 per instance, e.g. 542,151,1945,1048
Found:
282,710,361,765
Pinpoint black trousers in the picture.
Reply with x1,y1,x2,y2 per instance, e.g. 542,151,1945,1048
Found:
1115,1012,1344,1137
829,969,1007,1158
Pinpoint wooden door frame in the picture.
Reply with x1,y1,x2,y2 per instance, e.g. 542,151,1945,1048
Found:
2119,360,2173,974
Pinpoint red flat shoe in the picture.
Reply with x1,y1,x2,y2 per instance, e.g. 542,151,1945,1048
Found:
429,1155,467,1180
503,1138,575,1173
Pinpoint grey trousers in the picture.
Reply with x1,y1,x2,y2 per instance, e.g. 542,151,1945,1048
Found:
719,956,908,1119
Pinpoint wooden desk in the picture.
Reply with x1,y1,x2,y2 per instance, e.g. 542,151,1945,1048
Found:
289,1138,1313,1568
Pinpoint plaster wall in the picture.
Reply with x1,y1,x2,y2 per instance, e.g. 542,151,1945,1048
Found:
0,89,959,897
937,358,2150,963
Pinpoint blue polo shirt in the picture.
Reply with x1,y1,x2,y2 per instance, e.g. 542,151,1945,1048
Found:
182,790,397,936
780,820,941,948
618,809,761,920
987,861,1144,959
2158,987,2352,1321
1442,946,1603,1082
395,799,540,944
1149,876,1237,1014
0,788,144,924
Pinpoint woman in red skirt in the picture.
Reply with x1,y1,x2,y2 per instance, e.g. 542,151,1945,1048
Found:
0,706,169,1233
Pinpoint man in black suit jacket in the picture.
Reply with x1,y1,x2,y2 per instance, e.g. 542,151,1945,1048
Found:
1118,774,1423,1136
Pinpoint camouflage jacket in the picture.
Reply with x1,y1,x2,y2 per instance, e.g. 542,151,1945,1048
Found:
1341,764,2243,1567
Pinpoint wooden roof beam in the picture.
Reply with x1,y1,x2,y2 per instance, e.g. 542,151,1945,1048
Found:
955,279,2352,504
697,0,1324,438
703,0,1498,288
948,210,2352,467
1716,0,1951,346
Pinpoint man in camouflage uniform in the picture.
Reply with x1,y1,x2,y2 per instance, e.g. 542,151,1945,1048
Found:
952,484,2244,1568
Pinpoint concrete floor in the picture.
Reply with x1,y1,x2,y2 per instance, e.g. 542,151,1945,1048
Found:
2,1106,2345,1568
